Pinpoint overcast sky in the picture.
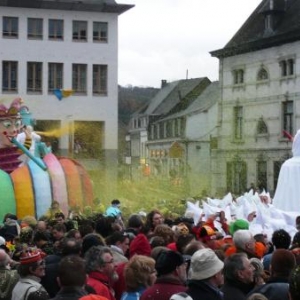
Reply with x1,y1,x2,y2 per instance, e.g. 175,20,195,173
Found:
118,0,262,88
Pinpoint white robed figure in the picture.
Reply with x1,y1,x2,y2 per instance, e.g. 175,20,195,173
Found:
273,129,300,213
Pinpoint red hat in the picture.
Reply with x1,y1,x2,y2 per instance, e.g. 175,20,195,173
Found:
20,248,43,265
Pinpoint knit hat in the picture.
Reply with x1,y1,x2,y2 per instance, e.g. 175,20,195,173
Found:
190,248,224,280
155,250,184,276
229,219,249,235
170,292,193,300
271,249,296,276
129,233,151,257
20,248,43,265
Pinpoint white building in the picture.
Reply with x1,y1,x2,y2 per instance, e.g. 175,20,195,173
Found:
0,0,132,171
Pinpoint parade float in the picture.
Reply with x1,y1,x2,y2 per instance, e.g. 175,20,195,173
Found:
0,98,94,222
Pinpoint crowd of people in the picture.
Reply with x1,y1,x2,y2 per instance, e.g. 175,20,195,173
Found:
0,198,300,300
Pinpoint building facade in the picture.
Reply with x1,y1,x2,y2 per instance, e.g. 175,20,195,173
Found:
0,0,132,172
210,0,299,196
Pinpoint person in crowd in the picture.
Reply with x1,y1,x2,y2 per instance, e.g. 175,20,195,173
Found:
152,224,175,246
121,255,156,300
41,238,82,297
12,248,49,300
54,212,65,225
225,230,257,258
0,249,19,300
105,231,129,264
145,210,164,236
140,250,187,300
290,231,300,264
81,233,105,257
248,249,296,300
249,258,267,287
44,201,63,221
289,265,300,300
33,231,54,255
186,248,224,300
0,213,20,242
262,229,291,271
50,255,89,300
85,246,118,300
105,200,122,219
65,229,82,240
221,253,255,300
124,214,144,239
51,223,67,254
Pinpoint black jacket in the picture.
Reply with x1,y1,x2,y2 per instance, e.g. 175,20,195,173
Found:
50,286,88,300
187,280,223,300
221,279,254,300
247,276,289,300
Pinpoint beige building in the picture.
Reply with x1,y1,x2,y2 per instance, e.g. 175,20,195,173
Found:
210,0,298,196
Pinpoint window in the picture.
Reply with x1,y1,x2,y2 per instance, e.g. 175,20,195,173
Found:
3,17,18,38
28,18,43,39
257,117,268,134
93,22,108,42
48,63,63,92
280,59,294,77
27,62,42,93
49,19,63,40
72,64,87,94
233,106,243,140
2,61,18,92
282,101,293,136
257,67,268,81
93,64,107,95
227,160,247,194
233,69,244,84
73,21,87,41
257,160,267,191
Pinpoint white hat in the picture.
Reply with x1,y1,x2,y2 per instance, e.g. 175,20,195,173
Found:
0,236,5,246
190,248,224,280
170,292,193,300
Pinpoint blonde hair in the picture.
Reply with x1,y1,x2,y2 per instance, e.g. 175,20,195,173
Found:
124,255,156,292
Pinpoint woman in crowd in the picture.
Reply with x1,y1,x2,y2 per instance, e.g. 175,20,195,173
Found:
121,255,156,300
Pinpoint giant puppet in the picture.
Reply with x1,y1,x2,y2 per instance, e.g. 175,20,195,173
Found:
0,98,94,222
272,129,300,213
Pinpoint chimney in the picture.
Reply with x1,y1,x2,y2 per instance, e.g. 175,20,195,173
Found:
161,80,167,89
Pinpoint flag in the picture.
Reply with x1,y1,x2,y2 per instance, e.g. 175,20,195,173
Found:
54,89,73,101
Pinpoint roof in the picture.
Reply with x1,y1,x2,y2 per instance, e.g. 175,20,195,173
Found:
210,0,300,58
0,0,134,14
155,81,219,122
153,77,210,115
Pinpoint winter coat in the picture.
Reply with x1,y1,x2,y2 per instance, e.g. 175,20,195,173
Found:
186,280,223,300
221,279,254,300
87,271,115,300
50,286,88,300
12,276,48,300
0,268,19,300
247,276,289,300
140,275,187,300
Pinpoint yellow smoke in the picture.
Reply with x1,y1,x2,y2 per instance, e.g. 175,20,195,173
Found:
36,123,75,138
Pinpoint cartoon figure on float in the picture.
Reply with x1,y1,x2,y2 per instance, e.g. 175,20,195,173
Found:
0,98,94,222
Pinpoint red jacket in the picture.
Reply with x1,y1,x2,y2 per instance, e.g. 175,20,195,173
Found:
87,271,116,300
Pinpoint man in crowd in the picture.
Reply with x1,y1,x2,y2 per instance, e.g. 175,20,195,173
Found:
141,250,187,300
248,249,296,300
186,248,224,300
221,253,255,300
85,246,118,300
0,249,19,300
50,255,88,300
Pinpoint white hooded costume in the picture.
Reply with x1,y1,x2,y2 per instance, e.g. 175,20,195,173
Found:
272,129,300,213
